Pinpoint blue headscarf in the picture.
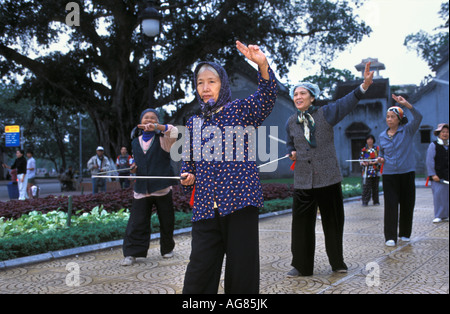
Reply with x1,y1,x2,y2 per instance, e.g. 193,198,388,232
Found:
194,61,232,116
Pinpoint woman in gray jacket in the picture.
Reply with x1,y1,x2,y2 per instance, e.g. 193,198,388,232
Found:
286,62,374,277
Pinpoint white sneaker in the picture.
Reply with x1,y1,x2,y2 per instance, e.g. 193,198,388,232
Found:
400,237,410,242
385,240,396,247
162,251,174,259
433,218,442,223
120,256,136,266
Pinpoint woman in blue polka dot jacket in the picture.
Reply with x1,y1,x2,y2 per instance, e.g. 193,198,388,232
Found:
181,41,278,294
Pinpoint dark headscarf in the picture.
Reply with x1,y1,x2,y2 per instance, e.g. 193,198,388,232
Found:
193,61,232,116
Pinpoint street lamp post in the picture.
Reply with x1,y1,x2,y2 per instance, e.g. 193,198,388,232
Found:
139,2,162,107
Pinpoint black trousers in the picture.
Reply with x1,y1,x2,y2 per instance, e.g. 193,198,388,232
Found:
123,191,175,257
291,183,347,276
382,172,416,242
362,176,380,205
183,206,259,294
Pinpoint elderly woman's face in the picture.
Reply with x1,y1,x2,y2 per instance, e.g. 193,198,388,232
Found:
386,111,400,129
141,111,159,125
293,87,314,111
197,69,221,103
439,127,449,141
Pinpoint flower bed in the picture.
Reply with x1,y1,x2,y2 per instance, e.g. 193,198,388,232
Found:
0,183,295,221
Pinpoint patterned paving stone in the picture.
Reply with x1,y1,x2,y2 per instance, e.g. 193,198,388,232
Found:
0,188,448,294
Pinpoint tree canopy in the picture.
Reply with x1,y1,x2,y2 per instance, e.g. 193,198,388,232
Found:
404,2,449,70
0,0,371,157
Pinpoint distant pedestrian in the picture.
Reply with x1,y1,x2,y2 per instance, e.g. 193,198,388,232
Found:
116,146,133,189
426,123,449,223
359,135,381,206
26,150,36,199
87,146,111,194
2,149,28,200
377,95,423,247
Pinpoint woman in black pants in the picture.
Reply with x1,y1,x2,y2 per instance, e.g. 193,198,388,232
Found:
377,95,423,246
286,62,374,277
121,109,179,265
180,41,278,294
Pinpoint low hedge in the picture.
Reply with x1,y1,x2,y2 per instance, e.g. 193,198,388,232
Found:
0,183,295,220
0,220,127,261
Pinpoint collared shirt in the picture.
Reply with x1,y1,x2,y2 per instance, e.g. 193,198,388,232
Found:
379,107,423,175
181,67,278,222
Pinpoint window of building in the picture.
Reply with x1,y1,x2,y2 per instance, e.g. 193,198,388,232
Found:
420,128,431,143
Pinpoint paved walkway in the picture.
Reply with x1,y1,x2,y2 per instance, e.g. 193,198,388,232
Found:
0,187,448,294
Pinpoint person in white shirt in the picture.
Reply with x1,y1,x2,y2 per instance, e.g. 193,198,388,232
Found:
26,150,36,199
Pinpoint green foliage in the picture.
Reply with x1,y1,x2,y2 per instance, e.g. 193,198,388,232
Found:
404,2,449,69
0,207,193,261
341,183,362,199
0,206,129,239
0,219,128,261
261,198,293,214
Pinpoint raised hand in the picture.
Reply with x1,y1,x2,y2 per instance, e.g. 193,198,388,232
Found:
362,62,374,90
236,40,269,80
392,94,413,109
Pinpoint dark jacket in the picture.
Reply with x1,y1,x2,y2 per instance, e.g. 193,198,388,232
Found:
286,87,365,190
132,135,176,195
11,156,27,175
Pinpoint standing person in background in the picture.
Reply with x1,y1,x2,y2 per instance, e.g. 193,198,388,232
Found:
87,146,110,194
426,123,449,223
359,135,381,206
286,62,374,277
26,150,36,199
116,146,133,189
377,95,423,247
121,108,179,266
2,149,28,200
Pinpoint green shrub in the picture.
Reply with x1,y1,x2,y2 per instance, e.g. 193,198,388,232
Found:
0,220,127,261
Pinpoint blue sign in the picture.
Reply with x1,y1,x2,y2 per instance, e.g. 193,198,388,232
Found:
5,132,20,147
